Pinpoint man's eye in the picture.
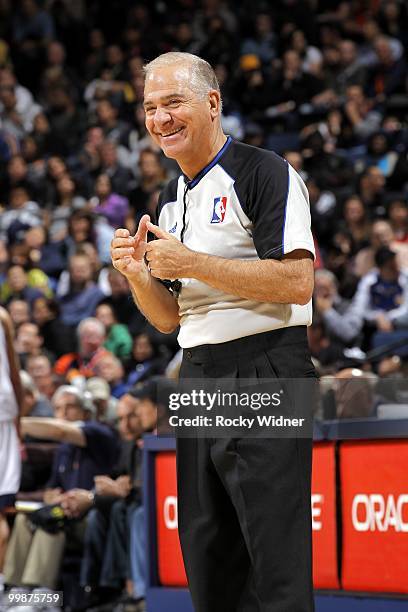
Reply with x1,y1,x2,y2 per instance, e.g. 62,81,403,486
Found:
168,100,180,106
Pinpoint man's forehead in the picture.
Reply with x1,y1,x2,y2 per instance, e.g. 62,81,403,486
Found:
144,64,194,101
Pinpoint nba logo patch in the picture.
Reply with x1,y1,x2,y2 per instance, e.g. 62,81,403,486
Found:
211,196,227,223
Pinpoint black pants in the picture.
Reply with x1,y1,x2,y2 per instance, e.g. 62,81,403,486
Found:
177,326,315,612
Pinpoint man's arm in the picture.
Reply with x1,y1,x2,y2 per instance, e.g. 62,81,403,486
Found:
20,417,86,447
145,223,314,305
111,215,180,334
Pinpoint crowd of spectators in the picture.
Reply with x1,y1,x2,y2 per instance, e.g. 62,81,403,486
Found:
0,0,407,609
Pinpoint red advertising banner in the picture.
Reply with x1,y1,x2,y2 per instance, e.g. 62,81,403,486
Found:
155,452,187,586
312,442,339,589
340,440,408,593
155,444,339,589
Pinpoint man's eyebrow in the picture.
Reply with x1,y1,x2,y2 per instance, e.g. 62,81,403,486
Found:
144,93,186,107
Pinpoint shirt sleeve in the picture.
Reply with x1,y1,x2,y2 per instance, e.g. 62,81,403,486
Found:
81,422,119,471
245,158,315,260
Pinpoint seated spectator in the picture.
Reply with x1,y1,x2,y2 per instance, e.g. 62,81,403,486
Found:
334,40,367,95
54,317,111,383
354,219,408,277
32,296,75,357
62,392,144,608
351,247,408,346
15,321,53,369
343,85,382,141
125,332,165,387
94,353,128,399
4,385,119,592
313,269,362,345
6,298,30,328
26,354,57,400
307,315,345,374
0,265,43,306
128,148,167,230
86,377,117,424
20,370,53,417
339,195,371,255
95,302,132,360
48,174,86,242
363,132,399,178
0,186,42,245
368,35,407,99
389,199,407,243
23,225,67,281
333,369,376,418
89,173,130,230
105,267,146,335
57,253,105,327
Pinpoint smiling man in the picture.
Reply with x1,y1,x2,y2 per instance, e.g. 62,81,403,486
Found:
111,52,316,612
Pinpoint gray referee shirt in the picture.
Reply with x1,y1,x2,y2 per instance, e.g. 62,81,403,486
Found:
156,137,315,348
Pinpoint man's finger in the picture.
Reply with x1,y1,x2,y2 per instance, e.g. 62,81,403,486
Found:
114,228,131,238
147,221,173,240
135,214,151,242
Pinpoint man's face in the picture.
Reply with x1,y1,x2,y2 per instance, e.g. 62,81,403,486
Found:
135,398,157,432
54,393,85,422
79,325,105,356
116,395,142,440
144,64,214,163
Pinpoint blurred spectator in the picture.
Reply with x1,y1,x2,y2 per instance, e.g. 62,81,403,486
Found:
352,247,408,341
0,265,43,306
94,353,128,399
313,269,362,345
86,377,117,424
20,370,52,417
354,220,408,277
0,185,42,245
6,298,30,327
4,385,119,591
26,354,56,400
89,173,130,230
95,303,133,360
54,317,111,383
14,320,52,369
32,296,75,357
125,332,165,387
57,254,105,327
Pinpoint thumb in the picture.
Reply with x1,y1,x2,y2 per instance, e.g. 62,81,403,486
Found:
147,221,175,241
135,214,151,242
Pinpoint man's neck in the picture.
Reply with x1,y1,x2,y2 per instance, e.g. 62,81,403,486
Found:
179,131,228,180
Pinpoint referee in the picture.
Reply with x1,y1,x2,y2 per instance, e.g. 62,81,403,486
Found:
111,52,316,612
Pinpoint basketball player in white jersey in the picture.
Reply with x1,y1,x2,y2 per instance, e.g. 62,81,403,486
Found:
0,306,24,597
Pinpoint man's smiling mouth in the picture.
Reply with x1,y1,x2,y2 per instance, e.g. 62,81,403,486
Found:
160,127,184,137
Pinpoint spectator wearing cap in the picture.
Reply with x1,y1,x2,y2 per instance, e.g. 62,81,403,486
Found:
86,377,117,423
95,302,133,360
4,385,119,591
351,247,408,347
54,317,112,383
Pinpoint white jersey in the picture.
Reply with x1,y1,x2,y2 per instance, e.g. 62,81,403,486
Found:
0,320,19,422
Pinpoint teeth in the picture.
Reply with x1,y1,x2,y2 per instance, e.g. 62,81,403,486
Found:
162,127,183,137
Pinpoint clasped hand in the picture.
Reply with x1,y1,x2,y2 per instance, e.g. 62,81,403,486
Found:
110,214,195,281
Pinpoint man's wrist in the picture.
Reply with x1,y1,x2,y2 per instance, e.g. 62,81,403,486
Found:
126,265,151,289
187,251,210,280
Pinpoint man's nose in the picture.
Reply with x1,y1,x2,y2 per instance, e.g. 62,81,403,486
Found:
154,107,172,126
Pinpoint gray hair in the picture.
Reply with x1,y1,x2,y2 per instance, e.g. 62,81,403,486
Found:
143,52,221,106
77,317,105,339
52,385,96,414
314,268,338,289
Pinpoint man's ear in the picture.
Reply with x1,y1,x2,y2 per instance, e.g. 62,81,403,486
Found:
208,90,221,119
